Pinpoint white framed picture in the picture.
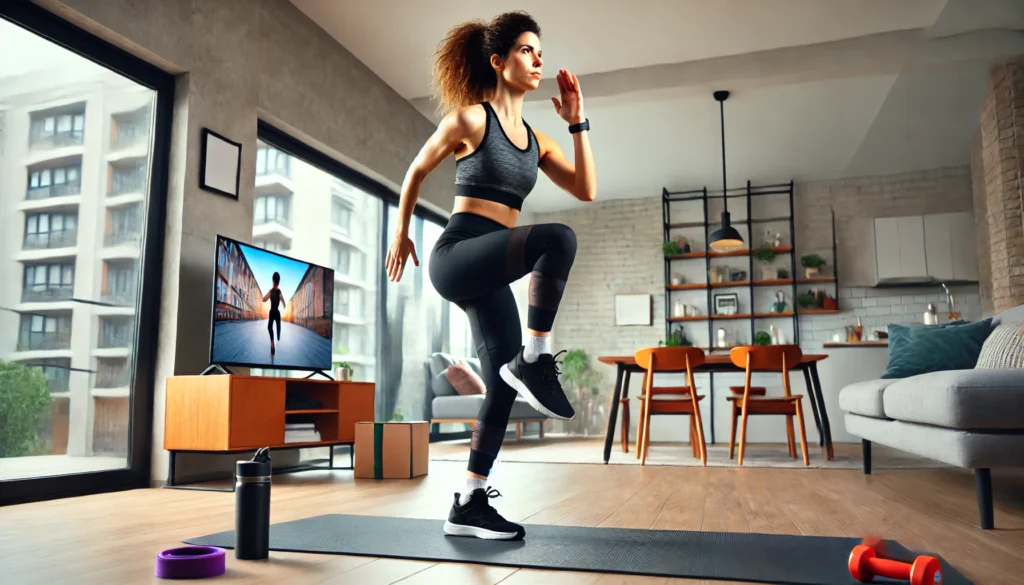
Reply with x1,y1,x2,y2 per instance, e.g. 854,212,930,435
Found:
199,127,241,199
614,293,652,326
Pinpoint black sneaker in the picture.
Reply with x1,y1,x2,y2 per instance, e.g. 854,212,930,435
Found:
500,348,575,420
443,487,525,540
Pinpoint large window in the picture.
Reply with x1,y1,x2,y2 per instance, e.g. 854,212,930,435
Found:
24,212,78,249
1,2,171,501
27,160,82,199
252,126,474,427
29,103,85,149
250,137,380,384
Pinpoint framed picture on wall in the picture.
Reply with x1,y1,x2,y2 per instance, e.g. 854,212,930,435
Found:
713,292,739,316
614,293,652,326
199,127,242,199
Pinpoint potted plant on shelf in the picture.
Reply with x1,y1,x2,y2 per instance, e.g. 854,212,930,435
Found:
334,345,353,381
753,248,778,280
801,254,826,279
659,326,693,347
798,292,818,309
754,330,772,346
663,240,683,257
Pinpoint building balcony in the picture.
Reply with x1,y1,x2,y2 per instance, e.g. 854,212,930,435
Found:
17,332,72,352
101,290,137,307
30,131,84,150
22,286,74,303
104,230,141,248
94,372,130,389
111,128,150,151
252,219,294,242
17,194,83,214
98,331,133,349
24,230,78,251
109,175,146,197
26,182,82,201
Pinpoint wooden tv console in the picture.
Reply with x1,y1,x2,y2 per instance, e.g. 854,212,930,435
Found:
164,374,374,488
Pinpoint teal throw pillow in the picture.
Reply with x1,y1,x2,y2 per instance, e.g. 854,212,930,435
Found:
881,318,993,379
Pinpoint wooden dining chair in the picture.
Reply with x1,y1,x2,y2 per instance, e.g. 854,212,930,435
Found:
728,345,810,466
633,346,707,466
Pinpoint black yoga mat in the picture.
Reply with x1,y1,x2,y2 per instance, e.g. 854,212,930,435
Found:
187,514,971,584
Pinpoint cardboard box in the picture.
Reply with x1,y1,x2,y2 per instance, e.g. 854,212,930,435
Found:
354,421,429,479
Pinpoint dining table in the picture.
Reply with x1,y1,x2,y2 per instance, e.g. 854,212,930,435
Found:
597,353,833,463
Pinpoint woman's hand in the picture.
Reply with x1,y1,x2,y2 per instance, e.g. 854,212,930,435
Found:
551,68,585,125
385,233,419,282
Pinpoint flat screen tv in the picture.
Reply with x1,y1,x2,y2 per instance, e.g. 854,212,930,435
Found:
210,235,334,372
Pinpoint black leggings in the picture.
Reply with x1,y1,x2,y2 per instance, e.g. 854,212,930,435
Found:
429,212,576,476
268,310,281,342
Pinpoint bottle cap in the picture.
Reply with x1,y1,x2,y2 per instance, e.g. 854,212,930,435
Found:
236,447,271,478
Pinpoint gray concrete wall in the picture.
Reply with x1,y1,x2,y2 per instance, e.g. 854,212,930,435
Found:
32,0,454,484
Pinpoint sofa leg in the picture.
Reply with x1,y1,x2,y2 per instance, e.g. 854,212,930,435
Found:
861,439,872,475
976,468,993,530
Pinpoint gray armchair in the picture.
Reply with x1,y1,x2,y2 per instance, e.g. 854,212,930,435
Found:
424,352,547,440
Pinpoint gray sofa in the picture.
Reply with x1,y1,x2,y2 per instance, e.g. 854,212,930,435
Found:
839,303,1024,529
423,352,547,440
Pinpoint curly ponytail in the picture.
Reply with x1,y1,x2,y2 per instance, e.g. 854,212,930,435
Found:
430,11,541,115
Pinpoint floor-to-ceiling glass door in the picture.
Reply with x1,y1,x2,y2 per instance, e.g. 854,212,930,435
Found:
0,1,173,504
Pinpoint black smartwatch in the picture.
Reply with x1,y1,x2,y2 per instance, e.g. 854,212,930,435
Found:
569,119,590,134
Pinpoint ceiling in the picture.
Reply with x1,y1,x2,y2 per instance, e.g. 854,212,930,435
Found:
292,0,1024,213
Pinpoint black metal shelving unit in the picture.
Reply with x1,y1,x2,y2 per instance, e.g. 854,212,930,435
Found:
661,180,840,352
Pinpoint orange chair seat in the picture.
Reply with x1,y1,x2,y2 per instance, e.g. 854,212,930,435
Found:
729,385,766,395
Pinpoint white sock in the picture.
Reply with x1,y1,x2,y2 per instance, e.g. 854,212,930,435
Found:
459,476,487,505
523,334,551,363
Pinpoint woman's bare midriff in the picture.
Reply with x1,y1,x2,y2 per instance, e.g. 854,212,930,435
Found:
452,195,520,228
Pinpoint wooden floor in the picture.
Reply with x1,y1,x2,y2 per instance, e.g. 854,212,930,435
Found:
2,443,1023,585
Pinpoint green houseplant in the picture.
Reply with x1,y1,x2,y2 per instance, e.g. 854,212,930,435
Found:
755,330,773,346
659,327,693,347
753,248,778,279
663,240,682,257
801,253,826,278
0,360,53,457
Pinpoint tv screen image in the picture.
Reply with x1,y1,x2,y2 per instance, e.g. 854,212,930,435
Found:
210,236,334,371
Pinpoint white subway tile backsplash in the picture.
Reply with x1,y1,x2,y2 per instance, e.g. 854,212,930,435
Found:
862,298,878,307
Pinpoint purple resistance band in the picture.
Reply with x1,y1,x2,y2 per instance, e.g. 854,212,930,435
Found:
155,546,226,579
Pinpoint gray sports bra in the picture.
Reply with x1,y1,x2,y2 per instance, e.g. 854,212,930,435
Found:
453,102,539,211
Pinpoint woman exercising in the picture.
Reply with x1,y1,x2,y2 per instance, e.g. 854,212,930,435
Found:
262,271,284,356
385,11,596,540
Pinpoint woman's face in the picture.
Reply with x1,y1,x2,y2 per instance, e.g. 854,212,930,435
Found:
495,32,543,92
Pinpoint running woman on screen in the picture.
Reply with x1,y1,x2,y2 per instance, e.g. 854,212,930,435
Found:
384,11,596,541
263,271,285,356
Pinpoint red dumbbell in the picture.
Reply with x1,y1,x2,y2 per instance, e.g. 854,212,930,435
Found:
849,543,943,585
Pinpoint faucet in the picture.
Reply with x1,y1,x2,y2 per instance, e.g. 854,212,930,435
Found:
940,282,958,319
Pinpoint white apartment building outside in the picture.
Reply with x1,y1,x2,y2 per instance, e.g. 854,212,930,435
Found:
0,62,155,461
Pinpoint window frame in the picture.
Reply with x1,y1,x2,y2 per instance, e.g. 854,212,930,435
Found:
1,0,174,506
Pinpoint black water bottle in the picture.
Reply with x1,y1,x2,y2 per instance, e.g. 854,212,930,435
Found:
235,447,271,560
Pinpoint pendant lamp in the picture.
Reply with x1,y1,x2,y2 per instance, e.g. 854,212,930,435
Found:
708,90,744,251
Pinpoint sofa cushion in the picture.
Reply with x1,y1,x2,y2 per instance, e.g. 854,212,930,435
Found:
446,363,485,395
882,369,1024,430
431,371,458,397
432,395,545,420
881,319,993,379
838,379,898,419
975,321,1024,369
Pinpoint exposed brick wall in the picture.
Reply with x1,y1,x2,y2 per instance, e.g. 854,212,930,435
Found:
970,130,995,316
978,57,1024,312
